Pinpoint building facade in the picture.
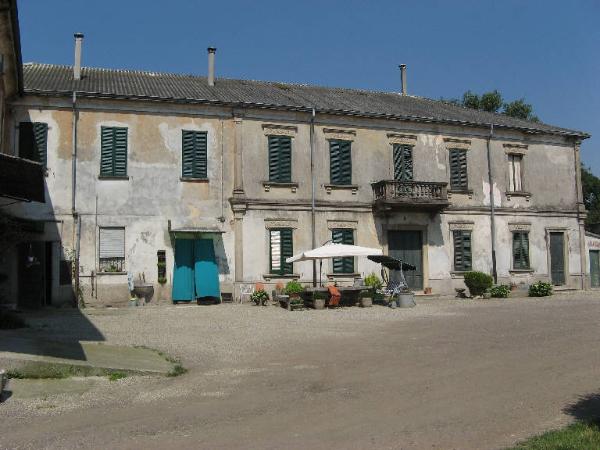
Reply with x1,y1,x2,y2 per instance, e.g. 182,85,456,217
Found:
0,49,590,307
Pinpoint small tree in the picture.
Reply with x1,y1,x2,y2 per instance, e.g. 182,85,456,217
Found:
503,99,539,122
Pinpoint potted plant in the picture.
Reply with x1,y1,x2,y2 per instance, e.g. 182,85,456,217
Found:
250,289,269,306
463,271,494,298
128,295,138,307
362,273,382,307
528,281,553,297
284,280,305,309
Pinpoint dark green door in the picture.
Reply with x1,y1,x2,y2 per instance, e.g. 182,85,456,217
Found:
549,232,565,286
590,250,600,288
388,230,423,290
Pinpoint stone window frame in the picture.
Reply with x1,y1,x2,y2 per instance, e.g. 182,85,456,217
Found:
323,128,358,194
509,223,532,272
449,222,474,275
263,218,300,280
504,143,530,200
262,124,299,193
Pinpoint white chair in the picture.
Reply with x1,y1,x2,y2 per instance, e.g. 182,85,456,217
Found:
239,284,254,304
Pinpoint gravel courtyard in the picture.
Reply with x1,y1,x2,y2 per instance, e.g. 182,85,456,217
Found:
1,293,600,449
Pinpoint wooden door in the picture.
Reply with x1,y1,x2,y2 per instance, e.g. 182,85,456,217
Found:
549,232,565,286
388,230,423,290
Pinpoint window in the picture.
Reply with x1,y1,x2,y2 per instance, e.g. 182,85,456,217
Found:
332,228,354,273
393,144,413,181
99,227,125,272
512,231,530,269
100,126,128,177
182,130,208,179
269,228,293,275
453,230,472,271
157,250,166,282
268,135,292,183
508,154,523,192
329,139,352,185
449,148,468,190
19,122,48,165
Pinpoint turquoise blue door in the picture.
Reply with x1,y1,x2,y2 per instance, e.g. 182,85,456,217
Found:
172,238,220,302
194,239,220,299
172,239,195,302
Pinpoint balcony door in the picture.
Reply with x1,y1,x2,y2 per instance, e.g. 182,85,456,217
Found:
388,230,423,290
393,144,413,181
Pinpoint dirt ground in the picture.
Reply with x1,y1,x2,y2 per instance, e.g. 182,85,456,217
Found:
1,293,600,449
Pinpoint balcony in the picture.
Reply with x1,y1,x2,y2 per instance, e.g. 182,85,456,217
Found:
372,180,449,212
0,153,45,203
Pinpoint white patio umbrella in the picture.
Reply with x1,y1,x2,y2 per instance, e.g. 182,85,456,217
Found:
286,243,383,286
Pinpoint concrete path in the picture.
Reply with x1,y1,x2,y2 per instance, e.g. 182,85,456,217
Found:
0,335,174,374
1,295,600,449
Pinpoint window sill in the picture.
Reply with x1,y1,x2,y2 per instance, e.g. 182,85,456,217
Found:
180,177,209,183
262,181,298,193
506,191,531,201
98,176,129,180
450,271,472,278
97,271,127,276
326,272,360,278
324,184,358,195
448,189,473,199
262,273,301,280
509,269,534,274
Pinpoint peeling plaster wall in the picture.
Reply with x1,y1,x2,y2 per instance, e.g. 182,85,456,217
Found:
5,94,586,305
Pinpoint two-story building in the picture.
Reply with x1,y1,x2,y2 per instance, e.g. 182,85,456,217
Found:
0,39,590,308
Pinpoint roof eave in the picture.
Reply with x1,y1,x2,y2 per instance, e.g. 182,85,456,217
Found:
22,89,590,140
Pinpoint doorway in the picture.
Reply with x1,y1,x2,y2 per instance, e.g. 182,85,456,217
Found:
18,241,52,308
172,239,220,302
388,230,423,290
549,232,565,286
590,250,600,288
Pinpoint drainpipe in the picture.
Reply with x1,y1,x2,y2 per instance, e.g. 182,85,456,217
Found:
487,124,498,283
310,108,316,286
573,139,586,289
71,33,83,306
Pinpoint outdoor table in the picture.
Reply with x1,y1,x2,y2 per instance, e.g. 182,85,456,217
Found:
337,286,368,306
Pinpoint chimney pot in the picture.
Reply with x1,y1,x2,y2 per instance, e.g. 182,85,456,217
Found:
73,33,84,81
399,64,407,96
207,47,216,87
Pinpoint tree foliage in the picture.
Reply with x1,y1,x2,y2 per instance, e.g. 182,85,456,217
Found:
442,90,539,122
582,165,600,228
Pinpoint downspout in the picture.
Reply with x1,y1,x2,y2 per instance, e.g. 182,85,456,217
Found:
573,139,586,289
310,108,316,286
71,91,81,305
486,124,497,283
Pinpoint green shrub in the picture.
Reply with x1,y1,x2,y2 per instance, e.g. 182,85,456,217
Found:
490,284,511,298
529,281,553,297
463,271,494,297
0,310,26,329
284,280,304,296
364,273,383,290
250,289,269,305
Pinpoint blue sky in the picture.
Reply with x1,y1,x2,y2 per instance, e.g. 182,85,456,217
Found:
18,0,600,172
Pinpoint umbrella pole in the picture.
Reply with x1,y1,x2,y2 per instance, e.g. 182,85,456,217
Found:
319,260,322,287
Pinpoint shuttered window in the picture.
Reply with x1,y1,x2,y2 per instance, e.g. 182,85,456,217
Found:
332,228,355,274
100,126,128,177
182,130,208,179
99,227,125,272
508,154,523,192
512,231,530,269
453,230,472,271
19,122,48,166
269,228,293,275
329,139,352,185
449,148,468,190
393,144,413,181
268,135,292,182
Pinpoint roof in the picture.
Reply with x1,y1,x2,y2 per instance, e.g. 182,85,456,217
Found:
22,63,589,138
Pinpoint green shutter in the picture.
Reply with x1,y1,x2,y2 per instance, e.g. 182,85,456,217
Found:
268,135,291,182
330,140,352,185
513,232,530,269
393,144,413,181
449,149,468,190
332,228,354,273
280,228,293,275
100,126,128,177
19,122,47,165
181,130,207,179
453,230,472,271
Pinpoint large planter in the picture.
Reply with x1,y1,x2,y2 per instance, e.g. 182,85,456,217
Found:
359,296,372,308
397,292,416,308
